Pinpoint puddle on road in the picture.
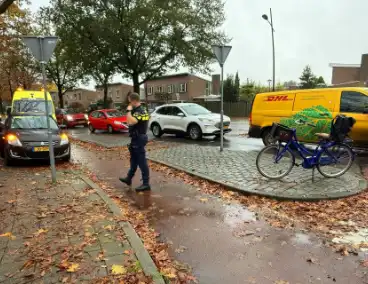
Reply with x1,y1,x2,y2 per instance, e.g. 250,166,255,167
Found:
291,233,313,245
223,203,256,228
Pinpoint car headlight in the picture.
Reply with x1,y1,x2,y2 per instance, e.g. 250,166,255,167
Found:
84,114,88,120
6,134,22,146
199,118,215,125
114,121,121,125
66,115,73,121
60,133,69,146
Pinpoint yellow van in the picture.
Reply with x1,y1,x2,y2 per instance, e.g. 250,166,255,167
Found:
248,87,368,146
11,88,56,120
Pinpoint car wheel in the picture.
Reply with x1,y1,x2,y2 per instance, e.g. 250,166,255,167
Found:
88,124,95,133
188,124,202,140
107,125,114,134
151,123,163,138
4,150,14,167
62,152,71,162
261,128,276,146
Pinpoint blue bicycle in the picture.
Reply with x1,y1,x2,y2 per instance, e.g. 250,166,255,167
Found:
256,117,355,180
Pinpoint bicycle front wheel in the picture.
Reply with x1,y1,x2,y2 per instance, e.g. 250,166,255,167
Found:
317,144,354,178
256,145,295,179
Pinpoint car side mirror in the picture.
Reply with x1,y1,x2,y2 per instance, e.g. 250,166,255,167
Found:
178,113,185,117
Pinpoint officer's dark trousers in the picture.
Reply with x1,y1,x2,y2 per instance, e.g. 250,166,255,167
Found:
127,134,149,185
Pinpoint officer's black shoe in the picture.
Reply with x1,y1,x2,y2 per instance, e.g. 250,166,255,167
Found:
119,177,132,186
135,184,151,192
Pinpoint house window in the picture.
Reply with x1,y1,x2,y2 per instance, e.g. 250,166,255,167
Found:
148,86,154,94
74,94,77,100
108,90,112,98
157,86,163,93
167,85,173,94
179,83,187,93
116,90,120,99
78,93,81,100
205,82,211,96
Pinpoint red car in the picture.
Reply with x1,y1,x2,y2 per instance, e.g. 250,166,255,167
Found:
56,108,88,128
88,109,128,133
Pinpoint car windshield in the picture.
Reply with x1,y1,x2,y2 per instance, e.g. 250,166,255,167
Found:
65,109,79,114
105,110,123,117
10,116,59,130
13,100,53,115
181,104,211,116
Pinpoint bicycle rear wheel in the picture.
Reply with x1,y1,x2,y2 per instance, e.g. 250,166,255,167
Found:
317,143,354,178
256,145,295,179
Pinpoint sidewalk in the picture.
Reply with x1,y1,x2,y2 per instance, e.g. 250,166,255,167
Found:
0,166,164,283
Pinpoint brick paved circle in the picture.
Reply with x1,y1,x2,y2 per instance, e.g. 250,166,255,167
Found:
148,145,367,201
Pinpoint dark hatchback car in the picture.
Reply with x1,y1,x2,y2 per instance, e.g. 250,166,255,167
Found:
0,114,71,166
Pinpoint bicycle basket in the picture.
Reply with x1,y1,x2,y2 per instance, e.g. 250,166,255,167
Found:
270,123,294,142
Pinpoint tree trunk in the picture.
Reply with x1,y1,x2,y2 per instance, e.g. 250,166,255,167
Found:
132,73,140,93
0,95,3,114
103,83,108,108
58,86,64,108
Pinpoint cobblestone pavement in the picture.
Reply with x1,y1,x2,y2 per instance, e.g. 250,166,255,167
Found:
0,168,153,283
148,145,367,200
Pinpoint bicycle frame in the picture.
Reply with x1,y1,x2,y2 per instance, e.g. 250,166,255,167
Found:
274,128,340,169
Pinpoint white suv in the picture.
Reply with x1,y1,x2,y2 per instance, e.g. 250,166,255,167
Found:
149,103,232,140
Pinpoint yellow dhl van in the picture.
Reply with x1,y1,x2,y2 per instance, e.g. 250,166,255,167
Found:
248,87,368,146
11,88,56,120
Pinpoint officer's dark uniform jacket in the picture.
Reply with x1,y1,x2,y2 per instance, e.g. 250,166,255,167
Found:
127,105,150,185
129,105,149,138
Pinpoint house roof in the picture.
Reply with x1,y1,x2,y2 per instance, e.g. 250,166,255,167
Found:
329,63,361,68
147,73,210,82
95,82,133,89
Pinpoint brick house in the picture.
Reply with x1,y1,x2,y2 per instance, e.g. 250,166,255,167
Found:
95,82,146,108
52,88,101,110
330,54,368,87
144,73,215,102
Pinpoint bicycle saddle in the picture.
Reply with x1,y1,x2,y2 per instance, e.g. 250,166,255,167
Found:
315,133,330,140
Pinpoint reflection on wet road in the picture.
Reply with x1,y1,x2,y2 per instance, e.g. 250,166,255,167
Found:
72,144,366,284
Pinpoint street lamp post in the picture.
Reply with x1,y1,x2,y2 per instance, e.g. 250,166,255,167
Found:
262,8,275,92
211,44,232,152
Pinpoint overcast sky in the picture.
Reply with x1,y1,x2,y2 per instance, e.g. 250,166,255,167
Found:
30,0,368,87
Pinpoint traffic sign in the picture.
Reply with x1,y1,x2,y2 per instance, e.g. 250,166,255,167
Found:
22,36,58,62
212,45,232,66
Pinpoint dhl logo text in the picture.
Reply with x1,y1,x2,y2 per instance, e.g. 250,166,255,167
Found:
265,95,291,102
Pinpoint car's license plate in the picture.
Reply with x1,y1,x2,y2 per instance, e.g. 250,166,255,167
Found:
224,125,229,129
33,146,49,152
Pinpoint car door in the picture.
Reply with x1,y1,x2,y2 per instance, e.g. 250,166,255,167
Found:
89,111,99,129
97,111,108,129
338,90,368,145
154,106,170,130
167,106,186,132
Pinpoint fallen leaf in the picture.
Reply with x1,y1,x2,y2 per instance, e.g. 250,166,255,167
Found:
67,263,79,273
62,277,69,283
199,198,208,203
7,200,16,204
34,229,48,236
274,281,289,284
0,232,16,240
306,257,317,264
123,250,131,255
103,225,113,231
112,264,126,275
361,259,368,267
31,181,37,185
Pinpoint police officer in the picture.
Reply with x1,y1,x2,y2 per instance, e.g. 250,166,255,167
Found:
119,92,151,191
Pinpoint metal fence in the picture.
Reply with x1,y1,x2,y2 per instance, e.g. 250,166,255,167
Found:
196,101,252,117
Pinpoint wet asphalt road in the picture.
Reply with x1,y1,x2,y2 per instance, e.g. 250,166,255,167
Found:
68,121,367,283
68,119,265,152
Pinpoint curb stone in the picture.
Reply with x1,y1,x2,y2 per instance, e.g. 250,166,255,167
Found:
80,176,165,284
147,156,367,202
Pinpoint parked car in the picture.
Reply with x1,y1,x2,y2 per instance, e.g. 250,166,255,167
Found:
88,109,128,133
0,114,71,166
149,103,232,140
56,108,88,128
